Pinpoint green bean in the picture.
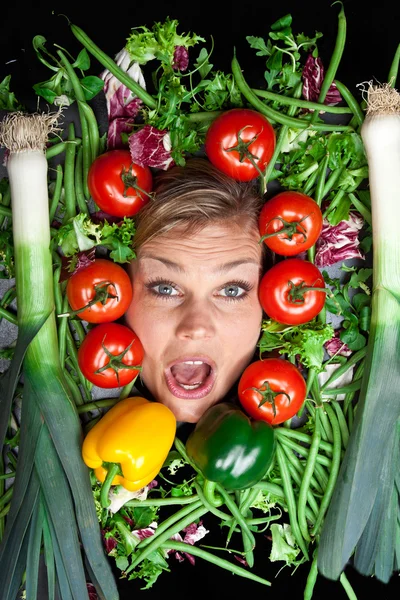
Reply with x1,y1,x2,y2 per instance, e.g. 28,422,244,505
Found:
68,318,86,345
193,481,232,521
49,164,63,223
323,380,362,396
320,347,367,391
263,83,302,185
388,43,400,87
77,398,120,414
226,486,259,546
65,329,90,403
58,295,69,366
274,427,334,456
216,484,256,549
125,495,199,508
343,360,365,416
78,101,100,162
309,3,347,125
252,88,353,114
348,191,372,225
71,24,157,110
278,435,332,469
74,146,89,215
322,164,347,200
280,440,323,498
137,499,204,549
311,403,342,537
45,139,81,160
252,480,285,498
304,550,319,600
62,122,77,223
334,79,364,127
297,411,321,541
275,443,309,559
322,188,345,219
0,471,15,480
339,571,358,600
313,461,330,493
302,161,322,196
63,368,85,407
317,407,333,443
0,485,13,510
285,457,320,519
0,503,10,520
0,306,17,325
332,401,349,449
314,153,330,207
128,504,208,571
160,540,272,586
231,54,352,132
57,49,91,199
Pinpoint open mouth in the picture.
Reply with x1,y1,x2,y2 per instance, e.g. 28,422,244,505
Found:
165,358,216,400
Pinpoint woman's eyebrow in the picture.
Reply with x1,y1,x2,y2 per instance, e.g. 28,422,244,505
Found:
139,254,260,273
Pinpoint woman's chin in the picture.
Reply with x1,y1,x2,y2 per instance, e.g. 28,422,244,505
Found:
159,394,220,423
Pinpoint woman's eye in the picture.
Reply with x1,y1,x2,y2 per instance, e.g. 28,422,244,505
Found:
151,283,179,297
218,285,247,298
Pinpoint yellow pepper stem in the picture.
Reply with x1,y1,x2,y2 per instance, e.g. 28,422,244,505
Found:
100,463,120,508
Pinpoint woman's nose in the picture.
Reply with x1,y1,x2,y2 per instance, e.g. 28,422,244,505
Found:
175,299,216,341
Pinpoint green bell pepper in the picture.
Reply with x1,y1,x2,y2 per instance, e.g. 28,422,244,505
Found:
186,402,275,491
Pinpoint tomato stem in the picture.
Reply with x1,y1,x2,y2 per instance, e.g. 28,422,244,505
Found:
287,280,328,304
246,382,291,417
58,281,119,318
259,215,310,243
94,336,142,386
224,125,266,182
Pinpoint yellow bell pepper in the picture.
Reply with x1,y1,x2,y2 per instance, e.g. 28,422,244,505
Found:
82,397,176,505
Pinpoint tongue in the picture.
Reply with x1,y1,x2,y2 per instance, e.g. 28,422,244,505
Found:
171,363,210,385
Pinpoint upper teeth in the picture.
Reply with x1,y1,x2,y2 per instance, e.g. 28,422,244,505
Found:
183,360,204,365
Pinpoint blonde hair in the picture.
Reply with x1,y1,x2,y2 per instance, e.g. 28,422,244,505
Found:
133,157,265,250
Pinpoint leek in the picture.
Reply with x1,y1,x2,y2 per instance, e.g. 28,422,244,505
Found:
318,84,400,582
0,112,118,599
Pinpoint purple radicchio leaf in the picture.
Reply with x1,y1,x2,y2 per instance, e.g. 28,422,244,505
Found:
130,522,157,543
100,48,146,150
234,555,249,566
302,54,342,105
86,583,98,600
325,330,352,357
101,529,118,554
129,125,175,170
166,522,209,566
172,46,189,71
315,212,365,268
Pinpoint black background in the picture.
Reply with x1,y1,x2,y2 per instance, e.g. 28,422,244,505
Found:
1,0,400,598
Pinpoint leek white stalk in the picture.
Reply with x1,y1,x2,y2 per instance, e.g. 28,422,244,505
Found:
0,112,118,600
318,84,400,583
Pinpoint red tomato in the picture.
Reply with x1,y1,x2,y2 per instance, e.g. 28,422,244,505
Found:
259,258,326,325
66,259,133,323
78,323,144,388
238,358,307,425
259,191,323,256
204,108,276,181
87,149,153,217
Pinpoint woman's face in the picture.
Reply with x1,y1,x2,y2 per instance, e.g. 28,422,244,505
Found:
125,220,263,422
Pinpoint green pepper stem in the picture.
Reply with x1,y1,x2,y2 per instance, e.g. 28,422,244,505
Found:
203,480,224,507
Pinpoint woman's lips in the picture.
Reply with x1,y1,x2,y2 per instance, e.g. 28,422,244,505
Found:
164,357,217,400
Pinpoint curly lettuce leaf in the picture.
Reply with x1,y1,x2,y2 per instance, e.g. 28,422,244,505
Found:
55,214,136,263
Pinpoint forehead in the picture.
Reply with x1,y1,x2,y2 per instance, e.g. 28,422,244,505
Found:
135,221,263,270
